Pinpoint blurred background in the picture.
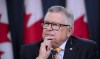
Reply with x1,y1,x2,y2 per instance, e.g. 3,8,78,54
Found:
0,0,100,59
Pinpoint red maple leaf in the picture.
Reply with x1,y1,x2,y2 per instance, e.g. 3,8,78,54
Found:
0,14,10,43
0,51,4,59
73,15,89,39
24,14,42,44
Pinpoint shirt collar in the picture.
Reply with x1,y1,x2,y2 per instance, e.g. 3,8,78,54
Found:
59,39,68,51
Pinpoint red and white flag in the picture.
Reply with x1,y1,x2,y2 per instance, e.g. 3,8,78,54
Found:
66,0,89,38
0,0,14,59
24,0,43,44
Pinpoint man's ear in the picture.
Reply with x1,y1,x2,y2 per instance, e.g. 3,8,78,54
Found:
68,26,74,35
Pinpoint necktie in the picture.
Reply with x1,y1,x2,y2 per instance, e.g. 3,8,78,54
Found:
52,48,61,59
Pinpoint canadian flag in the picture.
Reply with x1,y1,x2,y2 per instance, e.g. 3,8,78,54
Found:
0,0,13,59
66,0,89,38
24,0,43,44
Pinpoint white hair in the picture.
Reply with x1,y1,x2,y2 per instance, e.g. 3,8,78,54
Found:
47,6,74,26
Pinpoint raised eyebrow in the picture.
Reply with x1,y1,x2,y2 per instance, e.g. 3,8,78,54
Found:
52,22,60,24
43,22,57,24
43,21,51,23
43,20,62,24
52,22,63,25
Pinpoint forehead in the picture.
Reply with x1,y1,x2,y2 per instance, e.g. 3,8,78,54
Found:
44,12,67,24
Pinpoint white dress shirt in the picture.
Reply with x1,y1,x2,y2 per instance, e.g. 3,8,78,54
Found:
56,40,68,59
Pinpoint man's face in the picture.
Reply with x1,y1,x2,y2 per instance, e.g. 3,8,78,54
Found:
42,12,73,48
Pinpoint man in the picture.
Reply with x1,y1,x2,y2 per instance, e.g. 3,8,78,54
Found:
20,6,99,59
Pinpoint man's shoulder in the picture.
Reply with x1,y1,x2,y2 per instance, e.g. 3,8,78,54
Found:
71,36,97,47
21,40,43,51
77,37,96,45
20,40,43,59
21,43,36,49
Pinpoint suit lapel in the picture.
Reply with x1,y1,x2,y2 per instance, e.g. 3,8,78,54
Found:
63,36,78,59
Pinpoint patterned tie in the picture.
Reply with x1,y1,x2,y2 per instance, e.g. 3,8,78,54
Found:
52,48,61,59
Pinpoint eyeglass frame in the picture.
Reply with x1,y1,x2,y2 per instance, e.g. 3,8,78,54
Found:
41,21,70,31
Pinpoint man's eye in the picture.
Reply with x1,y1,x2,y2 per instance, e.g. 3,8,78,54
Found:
45,23,50,24
44,22,50,26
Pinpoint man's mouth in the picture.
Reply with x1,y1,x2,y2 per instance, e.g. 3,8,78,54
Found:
45,34,55,40
45,34,54,36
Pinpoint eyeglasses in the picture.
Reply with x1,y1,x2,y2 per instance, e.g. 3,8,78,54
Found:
41,21,70,31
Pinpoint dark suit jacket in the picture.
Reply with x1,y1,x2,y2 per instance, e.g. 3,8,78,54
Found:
20,36,99,59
